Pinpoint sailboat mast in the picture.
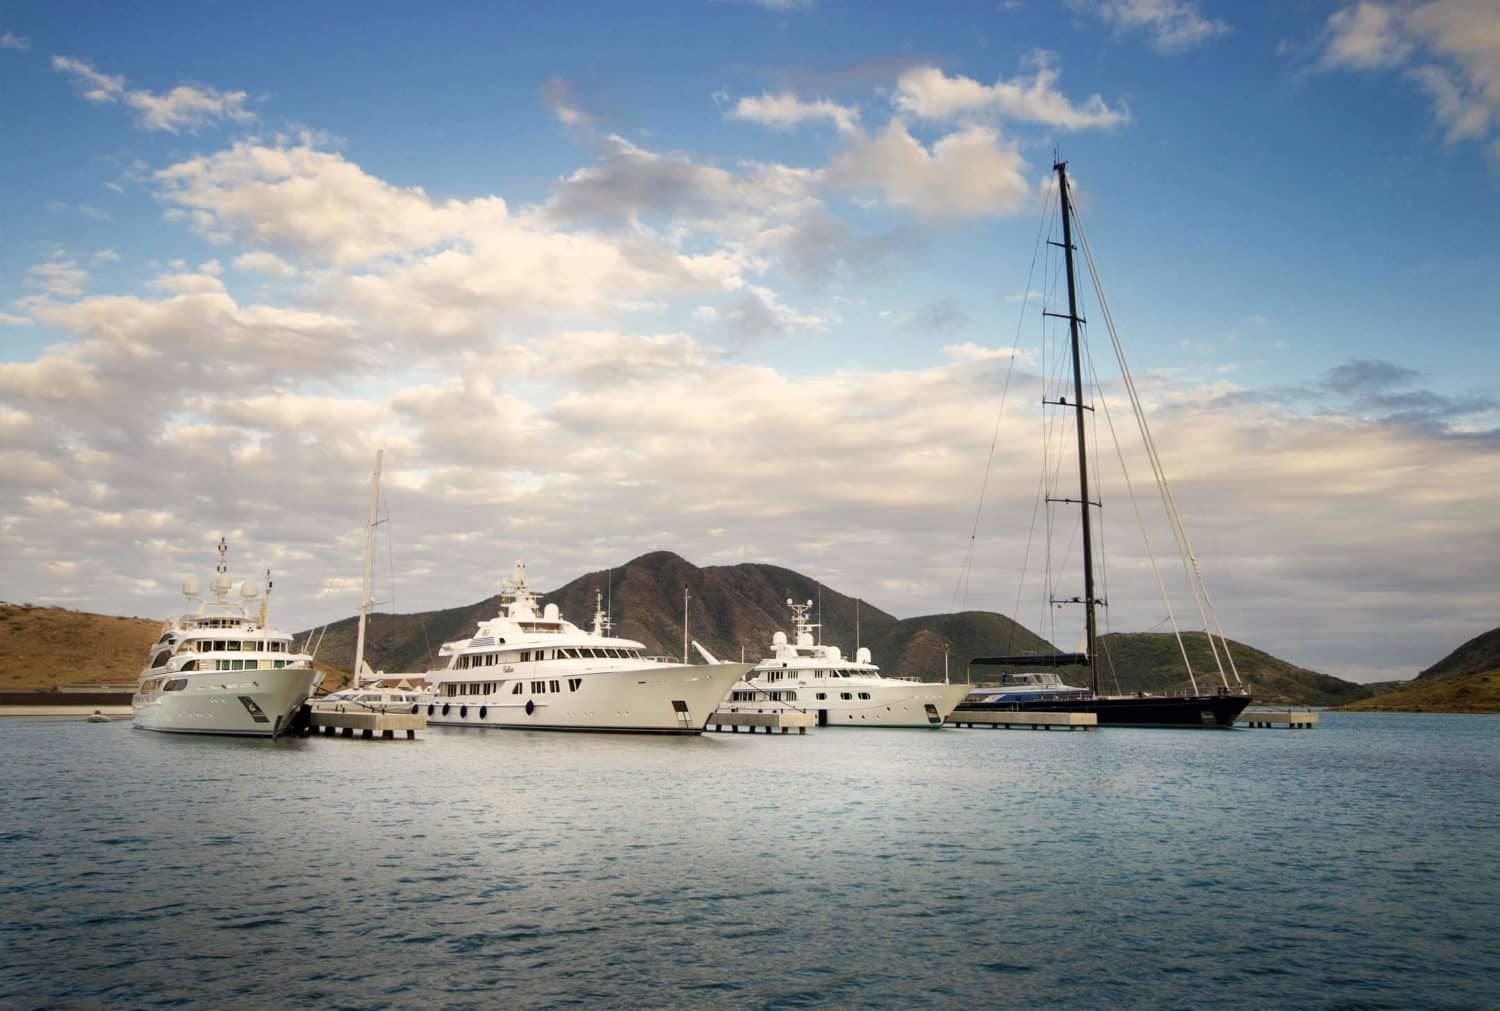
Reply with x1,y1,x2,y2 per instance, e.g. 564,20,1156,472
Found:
1055,160,1099,693
353,448,383,687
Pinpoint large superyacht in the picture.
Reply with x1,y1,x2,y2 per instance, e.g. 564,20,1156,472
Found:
714,600,970,728
133,539,319,737
422,564,750,734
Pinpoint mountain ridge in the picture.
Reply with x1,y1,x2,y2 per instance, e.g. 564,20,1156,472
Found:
301,551,1367,706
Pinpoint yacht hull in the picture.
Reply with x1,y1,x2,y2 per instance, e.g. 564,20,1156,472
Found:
424,662,750,734
956,691,1253,728
133,667,320,738
723,681,970,729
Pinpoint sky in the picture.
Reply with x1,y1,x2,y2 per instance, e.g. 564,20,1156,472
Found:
1,0,1497,684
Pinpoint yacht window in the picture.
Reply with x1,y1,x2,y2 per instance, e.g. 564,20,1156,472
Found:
164,679,187,692
840,692,852,700
816,692,826,700
549,680,560,693
787,691,798,701
512,683,523,694
521,651,532,662
531,680,545,693
150,650,171,669
858,692,871,700
226,640,240,651
569,678,582,691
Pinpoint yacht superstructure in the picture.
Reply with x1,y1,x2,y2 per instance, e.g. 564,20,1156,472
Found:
422,564,750,734
132,539,319,737
715,600,969,728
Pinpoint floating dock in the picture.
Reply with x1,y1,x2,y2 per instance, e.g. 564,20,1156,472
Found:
946,711,1097,731
708,710,816,734
1236,707,1319,729
306,708,425,740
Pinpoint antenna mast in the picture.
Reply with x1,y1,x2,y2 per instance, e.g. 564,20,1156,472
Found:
353,449,383,687
1054,160,1099,693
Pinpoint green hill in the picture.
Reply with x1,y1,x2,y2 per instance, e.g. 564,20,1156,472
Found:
1093,632,1372,706
1341,669,1500,712
1418,627,1500,680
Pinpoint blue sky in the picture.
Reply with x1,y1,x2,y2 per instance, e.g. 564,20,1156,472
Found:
2,1,1497,683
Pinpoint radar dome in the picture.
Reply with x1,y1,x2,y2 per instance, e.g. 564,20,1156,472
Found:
543,603,560,620
797,632,814,647
856,647,871,664
181,577,200,597
240,582,259,599
772,631,788,646
827,646,841,661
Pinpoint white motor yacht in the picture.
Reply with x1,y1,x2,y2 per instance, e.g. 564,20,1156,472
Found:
421,564,750,734
714,600,970,728
133,539,320,737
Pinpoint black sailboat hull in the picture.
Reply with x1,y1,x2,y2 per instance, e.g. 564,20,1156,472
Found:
956,691,1253,728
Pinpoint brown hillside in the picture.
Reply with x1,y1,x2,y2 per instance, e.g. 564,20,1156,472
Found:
0,602,161,691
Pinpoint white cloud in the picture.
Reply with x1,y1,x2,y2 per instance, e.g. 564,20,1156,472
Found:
1323,2,1414,69
233,251,297,277
0,312,31,326
540,78,592,127
1072,0,1231,52
1320,1,1500,153
25,258,88,298
1,32,30,50
828,120,1031,219
52,55,254,132
894,53,1129,129
730,92,861,134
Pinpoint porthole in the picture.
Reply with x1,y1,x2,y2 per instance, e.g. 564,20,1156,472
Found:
427,704,435,716
442,703,451,716
479,706,488,719
460,705,468,718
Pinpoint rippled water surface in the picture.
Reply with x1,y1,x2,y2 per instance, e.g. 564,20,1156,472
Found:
2,713,1497,1008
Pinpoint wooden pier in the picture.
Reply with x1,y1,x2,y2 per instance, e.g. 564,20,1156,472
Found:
708,710,816,734
1236,707,1319,729
306,708,425,740
946,711,1097,731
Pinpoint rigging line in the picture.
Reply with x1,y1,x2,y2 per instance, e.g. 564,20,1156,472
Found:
954,183,1057,608
1074,211,1238,689
1082,342,1122,696
1082,334,1199,693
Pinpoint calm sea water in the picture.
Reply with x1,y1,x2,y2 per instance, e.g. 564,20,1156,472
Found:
1,713,1496,1009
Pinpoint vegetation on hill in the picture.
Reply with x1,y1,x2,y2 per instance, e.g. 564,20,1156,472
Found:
1093,632,1373,706
1418,627,1500,680
0,602,160,691
1340,669,1500,712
